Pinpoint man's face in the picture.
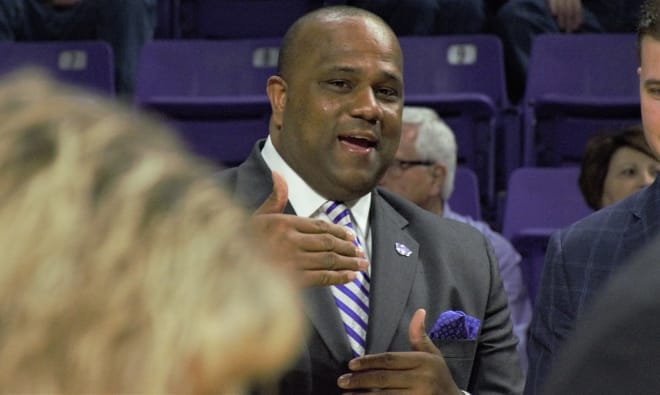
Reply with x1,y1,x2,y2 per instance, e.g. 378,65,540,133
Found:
639,35,660,160
268,16,404,202
379,123,443,210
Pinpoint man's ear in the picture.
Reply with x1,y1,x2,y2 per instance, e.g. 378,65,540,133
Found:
267,75,287,133
430,163,447,197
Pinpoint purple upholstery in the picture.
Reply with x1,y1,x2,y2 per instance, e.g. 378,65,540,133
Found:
135,38,281,166
0,41,114,95
501,167,593,303
449,166,482,221
523,34,641,166
399,35,512,213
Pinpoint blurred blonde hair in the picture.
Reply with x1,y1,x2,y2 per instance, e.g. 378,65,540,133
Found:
0,70,303,394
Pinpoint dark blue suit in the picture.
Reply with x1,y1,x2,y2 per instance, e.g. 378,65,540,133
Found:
524,177,660,394
540,232,660,394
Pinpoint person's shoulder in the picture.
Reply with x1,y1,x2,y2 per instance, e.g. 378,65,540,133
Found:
560,185,645,236
376,188,485,241
216,165,239,184
215,167,240,198
445,208,496,235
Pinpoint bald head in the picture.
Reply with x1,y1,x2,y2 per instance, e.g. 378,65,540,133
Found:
277,6,400,80
265,4,404,201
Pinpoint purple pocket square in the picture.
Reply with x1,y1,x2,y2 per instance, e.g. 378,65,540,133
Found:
428,310,481,340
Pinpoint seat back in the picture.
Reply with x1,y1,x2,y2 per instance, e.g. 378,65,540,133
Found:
135,38,281,165
501,167,593,303
399,35,510,215
400,35,508,107
448,166,482,220
0,41,114,95
523,34,640,166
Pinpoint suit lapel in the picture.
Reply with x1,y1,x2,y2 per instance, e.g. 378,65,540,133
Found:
367,193,420,353
233,142,275,211
232,143,352,361
303,287,354,361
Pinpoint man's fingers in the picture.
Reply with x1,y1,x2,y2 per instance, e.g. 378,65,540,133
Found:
254,171,288,215
297,251,368,272
294,231,363,255
409,308,429,350
409,308,443,355
291,217,356,241
299,269,360,287
568,3,582,32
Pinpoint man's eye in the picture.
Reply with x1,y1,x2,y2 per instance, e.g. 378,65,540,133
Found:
376,87,399,99
327,80,350,89
646,86,660,96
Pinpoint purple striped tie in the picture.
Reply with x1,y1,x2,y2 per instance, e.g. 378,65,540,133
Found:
322,201,370,357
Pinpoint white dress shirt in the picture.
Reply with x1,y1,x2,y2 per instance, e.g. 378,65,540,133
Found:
261,136,372,262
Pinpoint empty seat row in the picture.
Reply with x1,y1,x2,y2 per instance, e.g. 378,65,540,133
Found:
132,34,641,211
0,33,641,221
0,38,603,305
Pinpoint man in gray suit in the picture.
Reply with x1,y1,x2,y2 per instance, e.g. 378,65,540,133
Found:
524,0,660,393
219,5,523,394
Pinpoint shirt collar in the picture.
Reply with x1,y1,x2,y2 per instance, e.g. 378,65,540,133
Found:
261,136,371,234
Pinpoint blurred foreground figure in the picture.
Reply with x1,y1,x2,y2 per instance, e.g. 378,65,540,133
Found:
0,71,303,394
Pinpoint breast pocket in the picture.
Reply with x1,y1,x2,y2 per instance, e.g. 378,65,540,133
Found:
432,339,477,390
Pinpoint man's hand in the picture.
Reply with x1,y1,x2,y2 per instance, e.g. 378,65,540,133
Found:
251,171,369,288
337,309,462,394
547,0,582,32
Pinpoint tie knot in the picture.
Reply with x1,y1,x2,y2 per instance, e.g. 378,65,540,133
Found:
322,201,352,227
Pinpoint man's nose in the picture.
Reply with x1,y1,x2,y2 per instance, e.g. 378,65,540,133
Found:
351,88,383,124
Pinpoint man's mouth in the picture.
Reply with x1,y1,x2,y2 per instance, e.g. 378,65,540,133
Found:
338,135,378,152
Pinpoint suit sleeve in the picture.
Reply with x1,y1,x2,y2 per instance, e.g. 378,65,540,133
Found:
468,234,525,394
524,230,575,395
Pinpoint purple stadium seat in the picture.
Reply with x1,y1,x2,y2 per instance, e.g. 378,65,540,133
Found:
399,35,514,216
501,167,593,304
448,166,482,220
0,41,114,95
135,38,281,166
523,34,641,166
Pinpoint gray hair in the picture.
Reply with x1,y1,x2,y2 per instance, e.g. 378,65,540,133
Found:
402,106,457,200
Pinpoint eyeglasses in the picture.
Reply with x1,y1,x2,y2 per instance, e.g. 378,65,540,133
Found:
387,159,435,176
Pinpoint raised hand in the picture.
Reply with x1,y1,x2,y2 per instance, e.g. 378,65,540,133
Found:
546,0,583,32
251,171,369,287
337,309,462,394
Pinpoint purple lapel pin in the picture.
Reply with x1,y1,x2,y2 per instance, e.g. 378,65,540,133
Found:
395,242,412,257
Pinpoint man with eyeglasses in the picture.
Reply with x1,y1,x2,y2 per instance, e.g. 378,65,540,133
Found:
379,106,532,373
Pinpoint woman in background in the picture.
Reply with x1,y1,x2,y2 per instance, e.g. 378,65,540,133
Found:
579,124,660,210
0,71,303,394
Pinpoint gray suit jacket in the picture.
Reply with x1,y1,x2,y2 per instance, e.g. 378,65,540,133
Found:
219,141,523,395
525,177,660,394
